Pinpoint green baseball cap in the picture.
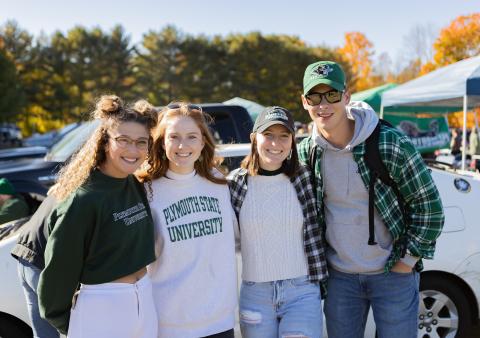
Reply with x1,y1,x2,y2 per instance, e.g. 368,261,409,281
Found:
0,178,15,195
303,61,346,95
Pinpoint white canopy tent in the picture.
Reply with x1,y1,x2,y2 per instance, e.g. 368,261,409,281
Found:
381,55,480,170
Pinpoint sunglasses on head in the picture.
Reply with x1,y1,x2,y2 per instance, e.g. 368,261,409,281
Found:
167,103,203,112
305,89,343,105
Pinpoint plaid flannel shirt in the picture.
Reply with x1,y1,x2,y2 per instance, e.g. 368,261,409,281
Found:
297,123,445,272
227,165,328,283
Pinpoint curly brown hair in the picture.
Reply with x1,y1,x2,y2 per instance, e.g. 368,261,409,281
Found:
138,102,226,187
49,95,158,201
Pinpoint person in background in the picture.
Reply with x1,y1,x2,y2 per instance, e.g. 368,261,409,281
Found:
298,60,444,338
469,126,480,172
228,106,327,338
139,102,237,338
450,128,462,158
468,126,480,156
11,195,59,338
0,177,29,224
37,95,158,338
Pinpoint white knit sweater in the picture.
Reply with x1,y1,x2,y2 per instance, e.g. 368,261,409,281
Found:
239,174,309,282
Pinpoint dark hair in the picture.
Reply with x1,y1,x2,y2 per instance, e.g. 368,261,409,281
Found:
241,127,299,178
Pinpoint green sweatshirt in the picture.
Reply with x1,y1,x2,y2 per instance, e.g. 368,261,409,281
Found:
0,195,29,224
38,170,156,335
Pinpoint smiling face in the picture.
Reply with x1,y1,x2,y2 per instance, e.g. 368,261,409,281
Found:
100,121,150,178
302,83,351,139
163,115,205,174
255,124,293,171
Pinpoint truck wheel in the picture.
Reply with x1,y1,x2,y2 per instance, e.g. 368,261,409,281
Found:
418,274,472,338
0,315,32,338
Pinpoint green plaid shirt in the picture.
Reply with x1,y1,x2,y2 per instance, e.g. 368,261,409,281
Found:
297,123,445,272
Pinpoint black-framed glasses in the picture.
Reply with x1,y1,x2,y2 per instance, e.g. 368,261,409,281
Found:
167,103,203,112
110,135,149,150
305,90,343,105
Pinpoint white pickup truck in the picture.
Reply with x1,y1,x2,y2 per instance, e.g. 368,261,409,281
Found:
0,145,479,338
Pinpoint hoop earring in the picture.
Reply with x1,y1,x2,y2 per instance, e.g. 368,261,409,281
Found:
287,149,292,160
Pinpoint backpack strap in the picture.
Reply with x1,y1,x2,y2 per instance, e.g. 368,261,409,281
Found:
308,139,318,193
364,120,406,246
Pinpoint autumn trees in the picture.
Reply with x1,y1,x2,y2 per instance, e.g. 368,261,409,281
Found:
0,12,478,134
422,13,480,74
337,32,375,91
0,23,346,129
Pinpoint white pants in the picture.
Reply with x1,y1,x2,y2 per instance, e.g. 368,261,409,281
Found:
67,274,158,338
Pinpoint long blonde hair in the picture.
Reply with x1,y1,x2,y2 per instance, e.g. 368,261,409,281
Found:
49,95,157,201
139,102,226,186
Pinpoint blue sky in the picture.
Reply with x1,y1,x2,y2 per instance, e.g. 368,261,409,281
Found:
2,0,478,68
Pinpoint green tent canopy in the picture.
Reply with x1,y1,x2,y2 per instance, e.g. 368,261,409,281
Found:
351,83,397,112
352,83,450,153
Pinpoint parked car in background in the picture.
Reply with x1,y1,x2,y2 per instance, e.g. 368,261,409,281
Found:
0,124,23,148
417,167,480,338
0,120,99,200
0,146,48,162
22,122,80,148
0,123,83,163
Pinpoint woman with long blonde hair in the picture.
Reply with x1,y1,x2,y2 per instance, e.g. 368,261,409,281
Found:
38,95,159,338
140,102,237,338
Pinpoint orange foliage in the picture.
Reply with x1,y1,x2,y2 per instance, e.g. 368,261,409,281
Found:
422,13,480,74
337,32,374,91
447,108,480,129
419,61,437,76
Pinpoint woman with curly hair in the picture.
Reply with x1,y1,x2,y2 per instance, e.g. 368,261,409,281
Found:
139,102,237,338
38,95,159,338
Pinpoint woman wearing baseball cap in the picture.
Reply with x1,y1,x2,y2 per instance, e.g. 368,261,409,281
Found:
228,106,328,338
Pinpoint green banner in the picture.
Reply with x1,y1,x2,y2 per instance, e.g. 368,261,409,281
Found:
384,114,450,154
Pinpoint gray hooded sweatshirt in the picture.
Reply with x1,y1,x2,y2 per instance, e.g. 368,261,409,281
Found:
312,101,393,274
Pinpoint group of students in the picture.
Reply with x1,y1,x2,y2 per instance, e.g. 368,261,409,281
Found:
10,60,444,338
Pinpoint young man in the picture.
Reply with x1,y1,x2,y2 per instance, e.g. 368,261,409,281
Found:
297,61,445,338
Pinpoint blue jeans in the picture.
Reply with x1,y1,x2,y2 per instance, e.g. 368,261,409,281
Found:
17,259,60,338
324,268,420,338
239,276,323,338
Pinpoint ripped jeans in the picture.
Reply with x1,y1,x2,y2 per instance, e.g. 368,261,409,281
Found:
239,276,323,338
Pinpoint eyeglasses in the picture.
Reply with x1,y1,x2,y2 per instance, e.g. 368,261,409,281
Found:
167,103,203,112
305,90,343,105
110,135,149,150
